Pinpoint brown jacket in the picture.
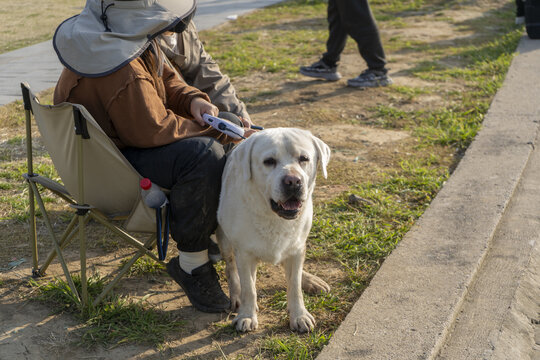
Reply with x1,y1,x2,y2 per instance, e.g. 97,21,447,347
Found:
54,55,234,149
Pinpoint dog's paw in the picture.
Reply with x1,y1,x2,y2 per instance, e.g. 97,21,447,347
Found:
233,314,259,332
289,311,315,333
302,271,330,294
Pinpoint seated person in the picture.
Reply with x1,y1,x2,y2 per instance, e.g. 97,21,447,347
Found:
53,0,238,313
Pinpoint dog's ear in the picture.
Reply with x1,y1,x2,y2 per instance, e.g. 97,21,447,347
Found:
312,135,331,179
229,133,257,181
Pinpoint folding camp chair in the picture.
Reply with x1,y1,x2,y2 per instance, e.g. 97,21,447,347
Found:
21,82,166,307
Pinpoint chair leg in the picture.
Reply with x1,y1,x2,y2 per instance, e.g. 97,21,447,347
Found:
24,104,39,277
29,181,81,303
38,214,89,276
29,181,163,308
90,211,161,263
79,211,88,307
27,180,39,277
92,235,157,306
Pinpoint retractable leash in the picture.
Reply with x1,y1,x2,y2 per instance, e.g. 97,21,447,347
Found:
140,178,170,261
202,114,264,139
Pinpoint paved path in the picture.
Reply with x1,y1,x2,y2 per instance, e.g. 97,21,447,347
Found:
317,35,540,360
0,0,281,106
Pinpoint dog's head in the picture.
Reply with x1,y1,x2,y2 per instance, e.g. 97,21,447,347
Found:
228,128,330,220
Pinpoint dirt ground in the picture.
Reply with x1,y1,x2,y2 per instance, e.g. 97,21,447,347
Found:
0,1,513,359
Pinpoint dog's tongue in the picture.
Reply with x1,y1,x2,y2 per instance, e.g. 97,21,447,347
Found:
281,199,301,210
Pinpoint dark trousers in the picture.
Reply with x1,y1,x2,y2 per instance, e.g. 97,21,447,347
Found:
121,112,240,252
322,0,387,71
516,0,525,17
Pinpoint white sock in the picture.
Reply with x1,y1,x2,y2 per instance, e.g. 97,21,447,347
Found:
178,250,209,274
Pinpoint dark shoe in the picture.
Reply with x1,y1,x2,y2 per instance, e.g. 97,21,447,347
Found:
299,59,342,81
208,240,222,264
166,258,229,313
347,69,393,88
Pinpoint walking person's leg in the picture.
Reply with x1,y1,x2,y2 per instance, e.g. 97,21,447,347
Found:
299,0,344,81
321,0,348,68
516,0,525,24
336,0,392,87
300,0,391,87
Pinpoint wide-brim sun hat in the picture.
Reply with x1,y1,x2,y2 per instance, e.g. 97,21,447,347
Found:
53,0,196,77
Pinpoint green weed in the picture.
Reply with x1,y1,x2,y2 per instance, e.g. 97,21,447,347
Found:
120,255,165,277
0,161,58,181
29,273,185,347
6,136,24,145
310,160,447,268
0,100,25,127
267,290,342,314
389,85,430,99
0,182,12,190
81,296,184,348
0,159,63,221
262,330,331,360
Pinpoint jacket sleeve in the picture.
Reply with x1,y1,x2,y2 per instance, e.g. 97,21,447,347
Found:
177,22,250,120
105,67,210,148
162,60,211,117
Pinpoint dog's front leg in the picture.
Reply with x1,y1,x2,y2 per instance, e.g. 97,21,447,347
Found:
283,252,315,333
232,252,259,332
216,227,241,311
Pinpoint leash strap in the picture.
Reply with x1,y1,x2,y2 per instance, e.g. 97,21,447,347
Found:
155,204,170,261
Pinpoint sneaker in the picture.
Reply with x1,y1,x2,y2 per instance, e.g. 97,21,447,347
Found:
299,59,342,81
166,257,229,313
347,69,393,88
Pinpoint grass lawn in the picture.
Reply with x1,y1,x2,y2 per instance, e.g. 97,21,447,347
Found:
0,0,84,53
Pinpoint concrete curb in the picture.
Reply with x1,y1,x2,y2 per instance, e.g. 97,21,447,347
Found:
317,35,540,359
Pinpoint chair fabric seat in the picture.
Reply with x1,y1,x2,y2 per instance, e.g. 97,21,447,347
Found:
29,95,157,232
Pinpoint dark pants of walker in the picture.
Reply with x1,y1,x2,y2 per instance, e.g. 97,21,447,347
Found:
322,0,387,71
121,112,240,253
516,0,524,17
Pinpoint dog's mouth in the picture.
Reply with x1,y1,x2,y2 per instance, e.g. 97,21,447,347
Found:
270,197,302,219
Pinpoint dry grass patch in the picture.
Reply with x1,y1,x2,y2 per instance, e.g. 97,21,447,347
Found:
0,0,84,53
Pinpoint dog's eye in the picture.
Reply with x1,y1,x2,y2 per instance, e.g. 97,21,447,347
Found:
299,155,310,163
263,158,277,166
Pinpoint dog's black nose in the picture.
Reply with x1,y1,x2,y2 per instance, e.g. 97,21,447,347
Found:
282,175,302,195
283,175,301,186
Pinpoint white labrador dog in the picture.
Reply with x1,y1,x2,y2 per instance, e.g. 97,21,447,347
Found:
217,128,330,333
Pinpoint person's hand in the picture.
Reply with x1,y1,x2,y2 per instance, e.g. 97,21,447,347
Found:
190,97,218,126
239,115,261,138
243,128,257,138
239,115,253,129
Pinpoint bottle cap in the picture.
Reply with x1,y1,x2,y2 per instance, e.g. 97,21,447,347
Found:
140,178,152,190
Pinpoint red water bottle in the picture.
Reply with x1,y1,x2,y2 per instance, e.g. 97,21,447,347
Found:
140,178,168,209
